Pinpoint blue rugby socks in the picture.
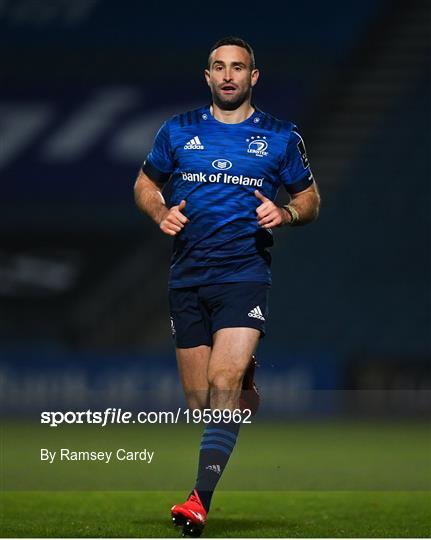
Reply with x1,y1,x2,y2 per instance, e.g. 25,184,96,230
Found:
193,420,241,512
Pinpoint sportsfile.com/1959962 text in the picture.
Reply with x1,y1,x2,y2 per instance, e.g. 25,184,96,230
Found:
40,407,252,427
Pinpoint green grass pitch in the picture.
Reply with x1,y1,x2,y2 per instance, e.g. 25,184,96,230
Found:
1,490,430,537
1,421,430,537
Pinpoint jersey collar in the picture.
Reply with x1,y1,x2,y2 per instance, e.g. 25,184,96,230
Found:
203,103,262,126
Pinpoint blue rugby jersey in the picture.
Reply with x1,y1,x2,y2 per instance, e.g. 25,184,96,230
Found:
142,105,314,288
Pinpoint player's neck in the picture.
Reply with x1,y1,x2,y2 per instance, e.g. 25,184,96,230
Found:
210,102,255,124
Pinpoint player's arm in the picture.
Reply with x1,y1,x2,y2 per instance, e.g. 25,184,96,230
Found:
259,126,320,227
134,170,188,236
255,181,320,228
284,180,320,226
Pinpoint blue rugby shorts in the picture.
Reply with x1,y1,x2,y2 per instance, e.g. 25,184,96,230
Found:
168,281,270,348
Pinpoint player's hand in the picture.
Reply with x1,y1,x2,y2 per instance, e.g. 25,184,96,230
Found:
159,199,189,236
254,190,289,228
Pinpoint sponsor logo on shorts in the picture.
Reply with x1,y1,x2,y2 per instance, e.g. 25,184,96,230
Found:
248,305,265,321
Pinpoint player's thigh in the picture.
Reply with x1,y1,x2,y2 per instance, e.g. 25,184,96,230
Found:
208,327,260,386
201,281,268,386
176,345,211,394
169,286,212,408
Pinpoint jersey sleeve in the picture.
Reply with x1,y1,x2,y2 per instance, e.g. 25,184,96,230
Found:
279,128,314,194
141,121,174,184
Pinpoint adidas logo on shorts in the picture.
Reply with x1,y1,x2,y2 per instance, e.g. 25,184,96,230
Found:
184,136,204,150
248,305,265,321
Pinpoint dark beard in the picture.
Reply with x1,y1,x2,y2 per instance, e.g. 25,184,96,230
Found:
212,86,251,111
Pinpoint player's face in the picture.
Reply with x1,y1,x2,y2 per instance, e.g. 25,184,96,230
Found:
205,45,259,111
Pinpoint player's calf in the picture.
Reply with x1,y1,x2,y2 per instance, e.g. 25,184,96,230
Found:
239,354,260,416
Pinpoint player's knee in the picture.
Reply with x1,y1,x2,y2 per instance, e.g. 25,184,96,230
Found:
208,369,242,392
184,390,208,411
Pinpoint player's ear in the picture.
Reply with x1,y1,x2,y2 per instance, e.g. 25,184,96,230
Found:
251,68,260,87
204,69,211,86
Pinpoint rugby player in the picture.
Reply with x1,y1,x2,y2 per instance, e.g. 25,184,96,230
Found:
134,36,320,537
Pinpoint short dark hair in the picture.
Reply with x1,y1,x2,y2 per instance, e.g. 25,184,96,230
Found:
208,36,255,69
